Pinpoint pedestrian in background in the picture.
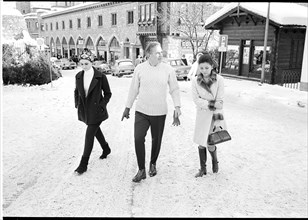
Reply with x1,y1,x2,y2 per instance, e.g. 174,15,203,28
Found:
135,55,143,66
121,41,181,183
187,52,204,80
74,49,112,175
191,53,226,177
181,54,188,65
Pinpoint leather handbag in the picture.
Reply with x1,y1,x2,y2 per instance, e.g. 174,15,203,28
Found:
208,125,231,145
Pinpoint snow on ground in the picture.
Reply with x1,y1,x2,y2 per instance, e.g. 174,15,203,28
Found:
2,68,307,217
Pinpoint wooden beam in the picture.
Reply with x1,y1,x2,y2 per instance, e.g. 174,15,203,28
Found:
248,14,257,25
232,16,241,26
229,12,248,17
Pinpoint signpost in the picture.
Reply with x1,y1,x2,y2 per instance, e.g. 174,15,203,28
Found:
37,37,44,51
218,35,228,73
45,46,53,88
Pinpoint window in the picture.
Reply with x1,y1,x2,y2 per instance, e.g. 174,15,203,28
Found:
35,22,39,29
50,22,53,31
151,3,155,20
87,17,91,27
56,22,59,30
62,21,65,29
145,4,150,21
127,11,134,24
69,20,72,29
98,15,103,26
77,18,81,28
141,5,145,21
111,13,117,26
45,24,48,31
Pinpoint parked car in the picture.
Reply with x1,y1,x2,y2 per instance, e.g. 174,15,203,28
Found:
52,59,62,70
111,59,135,77
167,58,191,80
93,60,112,74
60,58,77,70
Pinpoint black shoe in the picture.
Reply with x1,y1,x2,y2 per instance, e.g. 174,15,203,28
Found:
99,142,111,159
74,156,89,175
149,163,157,177
132,169,146,182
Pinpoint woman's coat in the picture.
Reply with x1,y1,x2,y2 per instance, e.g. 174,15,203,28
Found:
74,67,112,125
191,74,226,146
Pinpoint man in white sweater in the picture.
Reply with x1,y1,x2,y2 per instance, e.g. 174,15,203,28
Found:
121,42,182,183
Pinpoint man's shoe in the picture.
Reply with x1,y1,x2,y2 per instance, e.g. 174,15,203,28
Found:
149,163,157,177
132,169,146,182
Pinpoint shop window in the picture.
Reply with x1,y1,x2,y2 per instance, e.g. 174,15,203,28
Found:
223,45,240,75
250,46,271,76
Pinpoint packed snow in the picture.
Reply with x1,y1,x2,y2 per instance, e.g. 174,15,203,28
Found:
2,68,307,217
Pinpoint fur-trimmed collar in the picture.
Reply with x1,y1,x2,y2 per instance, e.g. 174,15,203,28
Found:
196,69,217,94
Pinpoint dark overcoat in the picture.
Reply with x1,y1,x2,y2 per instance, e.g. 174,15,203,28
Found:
74,67,112,125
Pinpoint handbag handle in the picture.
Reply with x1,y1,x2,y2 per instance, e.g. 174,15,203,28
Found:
213,126,223,132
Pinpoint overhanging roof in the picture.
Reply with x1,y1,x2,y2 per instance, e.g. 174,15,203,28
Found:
204,2,308,29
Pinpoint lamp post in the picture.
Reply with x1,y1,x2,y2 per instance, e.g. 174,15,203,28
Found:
45,46,53,88
260,2,270,84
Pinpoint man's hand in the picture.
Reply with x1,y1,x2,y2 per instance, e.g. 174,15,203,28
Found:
172,110,181,126
174,106,181,118
121,107,130,121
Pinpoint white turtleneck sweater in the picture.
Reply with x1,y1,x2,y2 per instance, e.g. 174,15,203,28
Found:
125,61,181,116
83,67,94,97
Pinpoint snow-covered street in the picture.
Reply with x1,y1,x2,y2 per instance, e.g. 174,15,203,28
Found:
2,68,307,217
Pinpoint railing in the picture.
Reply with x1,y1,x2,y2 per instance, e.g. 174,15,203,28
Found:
281,70,301,89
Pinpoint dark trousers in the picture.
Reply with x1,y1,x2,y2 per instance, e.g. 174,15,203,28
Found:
82,122,107,157
134,111,166,170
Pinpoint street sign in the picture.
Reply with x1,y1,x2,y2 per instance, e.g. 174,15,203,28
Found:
218,35,228,52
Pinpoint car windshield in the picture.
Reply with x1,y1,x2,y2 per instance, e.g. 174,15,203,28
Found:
93,61,105,65
118,61,133,66
169,60,184,66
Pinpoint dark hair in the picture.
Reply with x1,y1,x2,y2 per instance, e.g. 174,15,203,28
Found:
198,53,215,66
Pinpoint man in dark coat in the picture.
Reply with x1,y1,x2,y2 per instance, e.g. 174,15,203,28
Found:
74,49,112,175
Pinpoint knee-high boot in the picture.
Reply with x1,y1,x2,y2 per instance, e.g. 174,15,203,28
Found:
74,156,89,175
209,146,219,173
195,147,207,177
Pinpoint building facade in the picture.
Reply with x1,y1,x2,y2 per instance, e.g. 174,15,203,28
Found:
16,1,222,65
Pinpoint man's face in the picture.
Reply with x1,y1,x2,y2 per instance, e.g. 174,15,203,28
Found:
148,45,163,64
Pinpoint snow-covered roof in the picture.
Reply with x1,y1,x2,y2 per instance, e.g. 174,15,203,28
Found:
204,2,308,28
42,2,99,17
1,6,23,16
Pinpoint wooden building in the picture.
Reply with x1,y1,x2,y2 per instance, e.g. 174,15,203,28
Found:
203,3,307,85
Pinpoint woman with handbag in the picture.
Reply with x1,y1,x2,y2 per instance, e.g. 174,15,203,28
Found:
191,53,226,177
74,49,112,175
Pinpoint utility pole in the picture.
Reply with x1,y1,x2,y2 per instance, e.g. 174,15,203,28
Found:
260,2,270,84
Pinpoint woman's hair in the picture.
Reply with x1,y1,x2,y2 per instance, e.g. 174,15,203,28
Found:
145,41,161,57
196,53,217,93
198,53,215,66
